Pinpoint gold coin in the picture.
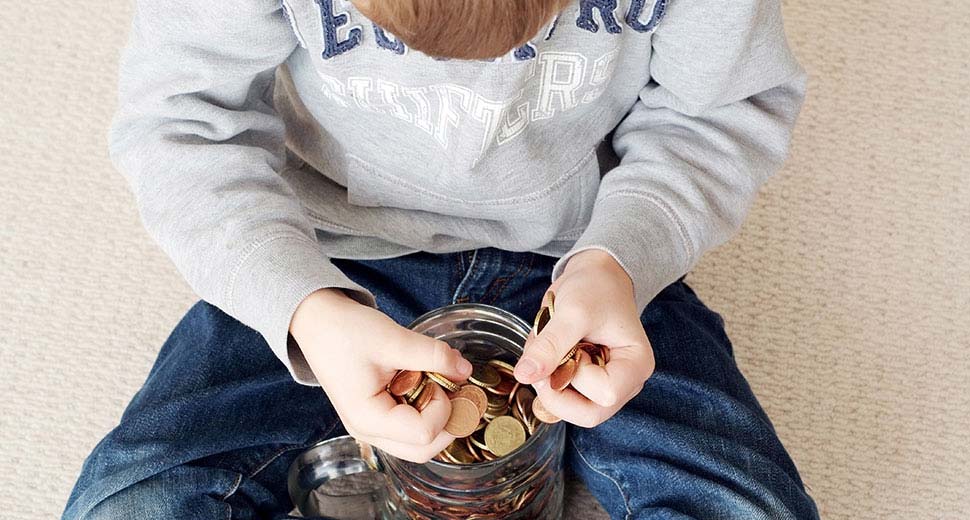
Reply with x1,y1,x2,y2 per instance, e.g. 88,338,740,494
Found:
404,377,428,404
413,381,436,412
444,397,480,437
531,396,561,424
485,392,508,412
464,436,483,462
453,384,488,417
387,370,423,397
443,438,476,464
469,428,490,452
468,364,501,388
426,371,461,393
549,358,578,391
484,416,526,457
487,358,516,376
542,290,555,312
557,344,578,367
532,305,551,335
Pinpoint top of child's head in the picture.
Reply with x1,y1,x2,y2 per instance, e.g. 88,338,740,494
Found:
352,0,570,60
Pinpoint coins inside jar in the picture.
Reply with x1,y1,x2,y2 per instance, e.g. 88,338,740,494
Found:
385,358,541,465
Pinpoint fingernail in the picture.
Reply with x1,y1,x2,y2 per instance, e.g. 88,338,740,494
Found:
457,357,473,375
516,358,540,380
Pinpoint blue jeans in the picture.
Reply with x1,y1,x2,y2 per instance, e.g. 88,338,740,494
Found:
63,248,819,520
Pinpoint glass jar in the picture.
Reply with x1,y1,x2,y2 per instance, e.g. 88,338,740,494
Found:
288,303,566,520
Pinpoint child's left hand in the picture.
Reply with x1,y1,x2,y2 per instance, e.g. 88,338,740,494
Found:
513,249,655,427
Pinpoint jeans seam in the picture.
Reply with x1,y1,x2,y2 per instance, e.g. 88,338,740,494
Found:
247,420,343,480
220,473,243,520
220,421,342,519
570,436,633,519
482,253,534,305
451,249,478,304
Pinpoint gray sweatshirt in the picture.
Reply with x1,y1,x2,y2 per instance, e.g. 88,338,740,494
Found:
110,0,806,384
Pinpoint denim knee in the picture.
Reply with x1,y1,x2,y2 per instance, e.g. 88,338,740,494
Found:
68,465,242,520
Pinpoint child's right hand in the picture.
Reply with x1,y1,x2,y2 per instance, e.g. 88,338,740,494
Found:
289,288,473,463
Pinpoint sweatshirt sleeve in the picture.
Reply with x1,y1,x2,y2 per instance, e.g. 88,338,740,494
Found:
110,0,377,384
550,0,808,315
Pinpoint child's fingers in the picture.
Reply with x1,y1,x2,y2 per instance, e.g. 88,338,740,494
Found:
532,378,609,428
354,384,452,445
570,348,651,408
348,427,455,464
515,308,587,385
374,334,473,382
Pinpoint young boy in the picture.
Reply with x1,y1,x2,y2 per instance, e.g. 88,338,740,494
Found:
65,0,818,518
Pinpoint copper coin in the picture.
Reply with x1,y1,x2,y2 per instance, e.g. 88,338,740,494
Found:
575,349,591,368
453,384,488,417
598,344,610,364
514,386,535,419
387,370,423,397
444,397,480,437
549,358,578,391
505,382,521,408
531,397,561,424
413,381,436,412
486,375,518,396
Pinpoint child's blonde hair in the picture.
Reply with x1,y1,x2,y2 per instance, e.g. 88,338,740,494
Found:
355,0,569,60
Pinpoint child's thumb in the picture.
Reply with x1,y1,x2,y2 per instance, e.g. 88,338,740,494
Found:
514,312,585,385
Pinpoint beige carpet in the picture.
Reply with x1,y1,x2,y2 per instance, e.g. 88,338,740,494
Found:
2,1,968,519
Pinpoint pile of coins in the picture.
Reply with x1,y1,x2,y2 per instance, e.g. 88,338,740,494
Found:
386,359,541,464
384,290,612,463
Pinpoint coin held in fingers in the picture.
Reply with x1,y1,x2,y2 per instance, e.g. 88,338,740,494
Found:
549,358,578,391
388,370,423,397
426,371,461,393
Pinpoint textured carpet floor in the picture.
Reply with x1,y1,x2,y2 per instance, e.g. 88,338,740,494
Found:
2,1,968,519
